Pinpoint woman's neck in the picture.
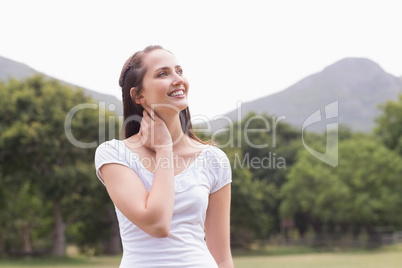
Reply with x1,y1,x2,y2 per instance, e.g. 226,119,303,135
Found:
159,112,187,150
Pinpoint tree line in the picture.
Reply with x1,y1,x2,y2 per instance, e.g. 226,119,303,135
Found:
0,75,401,257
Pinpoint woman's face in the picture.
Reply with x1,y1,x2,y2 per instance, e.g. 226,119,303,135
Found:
137,49,189,115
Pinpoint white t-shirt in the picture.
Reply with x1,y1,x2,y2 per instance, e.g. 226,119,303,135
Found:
94,139,232,268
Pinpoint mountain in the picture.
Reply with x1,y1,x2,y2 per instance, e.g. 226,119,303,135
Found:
210,58,402,133
0,56,37,80
0,55,123,116
2,56,401,133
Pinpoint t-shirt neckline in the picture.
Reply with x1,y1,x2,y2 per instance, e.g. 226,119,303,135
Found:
117,139,210,177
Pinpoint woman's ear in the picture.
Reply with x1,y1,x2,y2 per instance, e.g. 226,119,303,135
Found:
130,87,144,104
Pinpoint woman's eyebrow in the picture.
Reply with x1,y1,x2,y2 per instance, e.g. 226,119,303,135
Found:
154,65,181,73
154,67,168,73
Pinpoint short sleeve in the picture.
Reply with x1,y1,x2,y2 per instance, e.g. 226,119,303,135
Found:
94,140,130,185
209,147,232,193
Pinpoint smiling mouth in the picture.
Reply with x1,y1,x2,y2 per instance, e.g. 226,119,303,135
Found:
168,90,185,97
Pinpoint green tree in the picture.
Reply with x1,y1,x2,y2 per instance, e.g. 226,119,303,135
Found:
68,187,120,255
224,148,273,248
213,112,301,239
0,180,51,255
280,137,402,240
0,76,119,256
233,112,300,235
375,94,402,155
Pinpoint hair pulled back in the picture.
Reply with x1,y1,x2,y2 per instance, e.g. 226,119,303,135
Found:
119,45,205,144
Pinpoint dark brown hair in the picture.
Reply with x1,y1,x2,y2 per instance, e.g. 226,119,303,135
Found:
119,45,206,144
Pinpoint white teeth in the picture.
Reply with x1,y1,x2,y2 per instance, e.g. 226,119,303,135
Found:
169,90,184,97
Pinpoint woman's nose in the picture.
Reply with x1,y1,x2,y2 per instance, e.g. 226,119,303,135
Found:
172,73,184,86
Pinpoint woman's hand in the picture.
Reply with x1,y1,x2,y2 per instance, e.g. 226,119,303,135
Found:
139,105,172,152
101,106,175,239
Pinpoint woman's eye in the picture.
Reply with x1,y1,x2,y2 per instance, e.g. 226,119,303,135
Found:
157,71,167,77
177,69,183,75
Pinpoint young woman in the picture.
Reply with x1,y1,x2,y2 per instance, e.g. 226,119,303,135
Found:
95,45,233,267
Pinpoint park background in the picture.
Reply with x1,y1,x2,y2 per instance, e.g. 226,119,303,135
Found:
1,0,402,267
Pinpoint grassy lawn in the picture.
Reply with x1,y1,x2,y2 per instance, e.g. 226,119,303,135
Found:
0,245,401,268
234,251,402,268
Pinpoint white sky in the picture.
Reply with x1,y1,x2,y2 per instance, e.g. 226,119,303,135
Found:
1,0,402,119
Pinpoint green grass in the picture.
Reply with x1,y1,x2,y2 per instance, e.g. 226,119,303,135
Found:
0,245,401,268
234,251,402,268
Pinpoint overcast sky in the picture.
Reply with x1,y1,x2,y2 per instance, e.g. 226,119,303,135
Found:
1,0,402,119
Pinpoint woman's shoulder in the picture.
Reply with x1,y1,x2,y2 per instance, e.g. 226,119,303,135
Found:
96,135,142,152
199,145,231,172
97,138,122,148
96,139,129,154
94,139,135,176
95,139,128,160
203,144,228,159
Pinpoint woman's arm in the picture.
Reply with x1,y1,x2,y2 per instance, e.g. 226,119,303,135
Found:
205,184,234,268
100,148,174,238
100,107,175,238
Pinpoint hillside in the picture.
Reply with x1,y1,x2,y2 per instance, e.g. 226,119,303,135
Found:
0,56,37,80
211,58,402,133
2,56,401,133
0,55,123,116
